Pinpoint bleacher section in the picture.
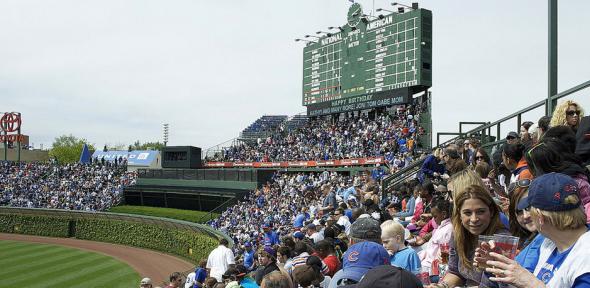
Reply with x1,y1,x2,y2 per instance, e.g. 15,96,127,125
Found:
239,115,287,141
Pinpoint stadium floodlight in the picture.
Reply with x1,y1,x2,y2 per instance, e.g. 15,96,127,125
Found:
163,123,169,147
304,35,320,39
376,8,395,13
316,31,333,37
328,26,344,32
295,38,316,43
392,2,418,9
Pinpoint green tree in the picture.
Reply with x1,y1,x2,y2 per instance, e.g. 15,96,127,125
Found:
130,140,165,151
49,134,96,163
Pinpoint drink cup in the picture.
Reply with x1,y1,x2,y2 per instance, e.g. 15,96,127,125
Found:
439,242,450,264
476,235,494,270
418,266,431,285
493,234,519,259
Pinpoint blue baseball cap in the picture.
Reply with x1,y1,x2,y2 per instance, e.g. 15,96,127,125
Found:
517,173,581,211
293,231,305,239
262,223,270,229
244,242,251,247
339,242,390,282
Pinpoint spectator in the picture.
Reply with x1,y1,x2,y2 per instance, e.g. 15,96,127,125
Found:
255,246,281,285
537,115,551,140
473,148,491,167
418,197,453,280
293,262,327,288
242,242,255,272
186,259,208,288
438,185,507,287
207,238,235,282
478,173,590,287
307,224,324,244
140,278,153,288
328,241,390,287
502,143,533,183
260,271,293,288
166,272,183,288
419,148,445,183
576,115,590,166
342,265,423,288
550,99,584,133
262,224,280,247
315,240,340,277
381,220,421,275
276,246,293,271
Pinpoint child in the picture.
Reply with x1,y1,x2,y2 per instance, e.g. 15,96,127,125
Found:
380,220,421,275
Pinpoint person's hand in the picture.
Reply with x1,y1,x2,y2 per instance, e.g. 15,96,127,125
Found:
433,172,440,177
473,240,493,269
421,213,432,221
485,252,544,288
441,174,450,180
488,169,496,180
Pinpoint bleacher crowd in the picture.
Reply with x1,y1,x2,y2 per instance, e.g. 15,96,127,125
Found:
0,161,136,211
210,103,427,169
178,100,590,288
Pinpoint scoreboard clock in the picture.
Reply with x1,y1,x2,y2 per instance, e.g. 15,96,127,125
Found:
302,3,432,116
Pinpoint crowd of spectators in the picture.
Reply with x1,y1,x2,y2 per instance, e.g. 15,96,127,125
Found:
192,99,590,288
208,102,428,166
0,161,136,211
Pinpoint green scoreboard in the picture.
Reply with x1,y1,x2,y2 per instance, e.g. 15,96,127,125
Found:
302,3,432,116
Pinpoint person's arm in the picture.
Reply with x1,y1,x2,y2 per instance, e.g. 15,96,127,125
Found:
485,252,545,288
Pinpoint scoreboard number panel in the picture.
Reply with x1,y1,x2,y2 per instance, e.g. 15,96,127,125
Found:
302,4,432,116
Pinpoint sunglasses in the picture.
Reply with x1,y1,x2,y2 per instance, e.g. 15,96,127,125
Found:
475,156,485,161
508,178,532,194
506,136,516,140
566,110,581,116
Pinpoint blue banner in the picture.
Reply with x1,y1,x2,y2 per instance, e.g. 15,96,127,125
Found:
91,150,159,166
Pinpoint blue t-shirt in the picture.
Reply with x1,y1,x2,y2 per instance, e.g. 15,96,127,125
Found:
390,247,421,275
264,231,280,246
293,213,307,228
515,233,545,273
342,186,356,202
243,250,255,270
499,212,510,229
537,245,574,284
194,268,207,287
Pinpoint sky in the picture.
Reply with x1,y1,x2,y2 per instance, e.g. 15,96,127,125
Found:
1,0,589,153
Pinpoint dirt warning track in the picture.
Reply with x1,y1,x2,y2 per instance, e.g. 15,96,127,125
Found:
0,233,195,285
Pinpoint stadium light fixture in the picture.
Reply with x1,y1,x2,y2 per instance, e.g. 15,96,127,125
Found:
392,2,419,10
316,31,333,37
295,38,316,43
376,8,395,13
304,34,320,39
328,26,344,32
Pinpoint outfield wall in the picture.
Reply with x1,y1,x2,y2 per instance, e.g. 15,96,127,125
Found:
0,207,229,263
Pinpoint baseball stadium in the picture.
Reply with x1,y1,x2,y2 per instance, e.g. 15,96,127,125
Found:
1,1,590,288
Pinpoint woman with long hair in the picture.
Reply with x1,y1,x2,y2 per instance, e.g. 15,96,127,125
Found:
550,99,584,132
431,185,507,287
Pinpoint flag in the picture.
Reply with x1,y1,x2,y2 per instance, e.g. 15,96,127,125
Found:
79,143,91,164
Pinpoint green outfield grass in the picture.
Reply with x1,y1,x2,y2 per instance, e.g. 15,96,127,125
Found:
108,205,218,223
0,240,139,288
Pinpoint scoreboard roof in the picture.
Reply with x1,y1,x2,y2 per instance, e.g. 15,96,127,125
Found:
302,4,432,116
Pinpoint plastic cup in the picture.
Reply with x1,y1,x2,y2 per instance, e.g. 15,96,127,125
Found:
493,234,519,259
439,242,450,265
476,235,494,270
418,266,431,285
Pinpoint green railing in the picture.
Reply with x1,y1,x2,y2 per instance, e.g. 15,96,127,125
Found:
382,79,590,194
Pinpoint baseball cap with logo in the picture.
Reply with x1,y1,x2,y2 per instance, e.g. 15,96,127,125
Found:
341,265,423,288
517,172,581,211
331,241,390,283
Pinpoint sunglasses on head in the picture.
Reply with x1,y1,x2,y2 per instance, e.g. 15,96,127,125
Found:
566,110,581,116
508,178,532,193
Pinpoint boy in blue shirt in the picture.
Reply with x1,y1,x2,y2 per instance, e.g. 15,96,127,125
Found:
380,220,421,275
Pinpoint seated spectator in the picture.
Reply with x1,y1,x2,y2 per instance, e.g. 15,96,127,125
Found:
550,99,584,133
381,220,421,275
476,173,590,287
260,271,293,288
315,240,340,277
420,148,445,183
342,265,423,288
436,185,507,287
418,197,453,280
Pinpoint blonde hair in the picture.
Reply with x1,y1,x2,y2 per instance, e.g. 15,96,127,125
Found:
449,169,487,200
529,195,587,230
381,220,404,239
550,100,585,127
433,148,442,158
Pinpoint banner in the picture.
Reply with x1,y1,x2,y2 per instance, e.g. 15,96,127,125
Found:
204,157,384,168
91,150,159,166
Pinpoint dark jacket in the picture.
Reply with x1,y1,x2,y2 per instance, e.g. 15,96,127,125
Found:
576,116,590,166
420,154,445,181
255,262,280,285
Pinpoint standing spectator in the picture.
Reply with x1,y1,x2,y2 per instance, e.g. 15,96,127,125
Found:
207,238,235,282
321,184,338,214
262,224,280,246
186,259,208,288
242,242,256,272
255,246,281,285
306,224,324,244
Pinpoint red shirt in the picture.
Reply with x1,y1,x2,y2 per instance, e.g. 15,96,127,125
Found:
321,255,341,277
